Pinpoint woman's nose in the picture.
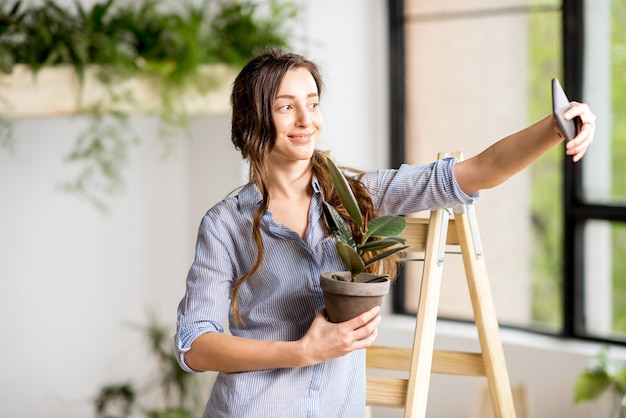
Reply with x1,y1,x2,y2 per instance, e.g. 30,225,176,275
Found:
296,106,311,127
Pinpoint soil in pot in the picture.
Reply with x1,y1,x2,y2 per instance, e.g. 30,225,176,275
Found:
320,272,390,323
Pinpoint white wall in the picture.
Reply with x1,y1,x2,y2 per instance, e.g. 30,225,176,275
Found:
0,1,621,418
294,1,390,169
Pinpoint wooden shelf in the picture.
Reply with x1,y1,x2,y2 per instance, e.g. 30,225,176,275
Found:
0,64,236,119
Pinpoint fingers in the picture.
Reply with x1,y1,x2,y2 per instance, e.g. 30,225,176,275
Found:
564,101,596,162
354,325,379,348
325,306,381,349
567,121,594,162
344,306,381,344
345,305,381,329
301,306,382,365
564,101,596,124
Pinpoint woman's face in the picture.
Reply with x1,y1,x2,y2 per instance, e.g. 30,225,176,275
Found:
269,67,323,165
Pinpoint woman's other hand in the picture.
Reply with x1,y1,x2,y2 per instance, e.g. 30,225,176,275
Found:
298,306,381,366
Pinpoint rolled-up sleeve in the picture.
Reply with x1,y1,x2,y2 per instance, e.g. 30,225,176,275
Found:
175,211,234,373
362,157,479,215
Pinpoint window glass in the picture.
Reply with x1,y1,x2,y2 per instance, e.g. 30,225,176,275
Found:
401,1,563,329
528,2,563,331
582,0,626,206
611,0,626,208
397,0,626,343
584,220,626,339
579,0,626,342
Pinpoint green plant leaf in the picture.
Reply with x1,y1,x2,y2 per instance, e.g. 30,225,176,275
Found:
573,371,612,403
145,407,192,418
365,275,389,282
363,245,409,268
594,346,625,377
364,216,407,239
322,201,355,247
336,241,365,278
326,157,363,231
0,45,15,73
616,367,626,395
94,383,136,417
359,237,407,253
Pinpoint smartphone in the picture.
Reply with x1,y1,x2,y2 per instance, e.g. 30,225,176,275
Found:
551,78,578,141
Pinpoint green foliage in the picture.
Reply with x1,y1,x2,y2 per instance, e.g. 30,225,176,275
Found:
95,383,136,418
322,157,408,281
611,0,626,336
574,347,626,417
145,410,191,418
613,222,626,335
527,3,563,329
0,1,23,73
0,0,300,211
94,315,202,418
0,0,298,77
208,0,299,66
61,115,138,211
327,154,364,230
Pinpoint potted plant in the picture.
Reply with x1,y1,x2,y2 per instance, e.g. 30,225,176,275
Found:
320,156,409,323
574,346,626,418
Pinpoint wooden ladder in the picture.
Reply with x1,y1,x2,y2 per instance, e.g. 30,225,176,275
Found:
365,152,517,418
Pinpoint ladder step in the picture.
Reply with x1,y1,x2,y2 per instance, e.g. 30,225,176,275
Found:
366,346,411,370
432,350,486,376
367,346,486,376
366,376,408,408
402,218,460,251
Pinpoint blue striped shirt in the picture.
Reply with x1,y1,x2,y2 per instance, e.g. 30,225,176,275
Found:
175,158,477,418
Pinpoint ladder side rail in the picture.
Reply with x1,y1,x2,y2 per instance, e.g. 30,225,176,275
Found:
454,204,516,418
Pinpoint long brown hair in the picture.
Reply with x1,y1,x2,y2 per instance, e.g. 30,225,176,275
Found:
230,47,396,324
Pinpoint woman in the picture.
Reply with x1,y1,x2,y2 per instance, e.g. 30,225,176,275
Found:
175,47,595,417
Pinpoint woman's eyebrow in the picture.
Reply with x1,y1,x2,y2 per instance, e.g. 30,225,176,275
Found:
275,92,319,100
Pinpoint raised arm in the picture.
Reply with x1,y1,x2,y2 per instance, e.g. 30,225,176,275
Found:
454,101,596,195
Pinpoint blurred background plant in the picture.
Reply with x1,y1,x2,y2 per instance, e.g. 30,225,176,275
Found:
94,315,207,418
0,0,299,210
574,346,626,418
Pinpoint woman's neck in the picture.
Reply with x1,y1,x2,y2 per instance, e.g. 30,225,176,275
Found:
266,160,314,201
266,161,314,239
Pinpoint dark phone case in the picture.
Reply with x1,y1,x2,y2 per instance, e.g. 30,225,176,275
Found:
552,78,578,141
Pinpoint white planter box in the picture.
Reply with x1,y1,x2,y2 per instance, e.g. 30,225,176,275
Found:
0,64,236,118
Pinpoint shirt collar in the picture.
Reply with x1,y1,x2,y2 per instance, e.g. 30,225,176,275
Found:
237,182,262,211
237,176,323,212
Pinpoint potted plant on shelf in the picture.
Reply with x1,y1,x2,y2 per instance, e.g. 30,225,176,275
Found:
573,346,626,418
320,156,409,323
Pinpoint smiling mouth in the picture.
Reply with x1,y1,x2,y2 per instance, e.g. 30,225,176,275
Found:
289,133,314,143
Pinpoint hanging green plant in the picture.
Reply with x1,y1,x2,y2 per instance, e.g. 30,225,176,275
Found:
0,0,300,210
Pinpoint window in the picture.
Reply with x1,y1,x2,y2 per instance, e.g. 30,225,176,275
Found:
570,0,626,341
389,0,626,343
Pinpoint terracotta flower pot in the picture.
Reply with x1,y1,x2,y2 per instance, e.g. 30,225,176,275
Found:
320,272,390,323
